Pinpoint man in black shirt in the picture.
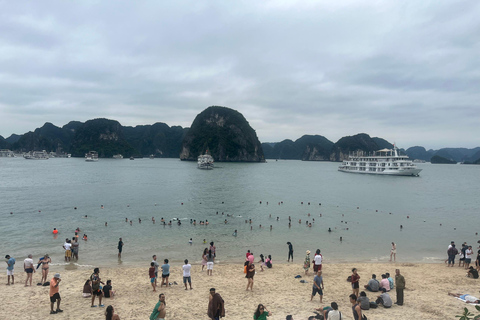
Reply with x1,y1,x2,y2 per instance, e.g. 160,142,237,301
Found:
287,242,294,262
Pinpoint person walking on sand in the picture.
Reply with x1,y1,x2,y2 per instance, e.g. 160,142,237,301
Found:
210,242,216,257
303,250,311,275
24,254,35,286
5,254,15,285
90,267,105,307
287,242,294,262
395,268,405,305
183,259,193,290
390,242,396,262
161,259,170,287
246,260,255,291
117,238,124,258
311,270,324,303
49,273,63,314
253,304,271,320
208,288,225,320
150,293,166,320
351,268,360,297
202,248,208,271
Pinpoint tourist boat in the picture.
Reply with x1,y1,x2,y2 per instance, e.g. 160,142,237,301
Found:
24,150,49,160
85,151,99,162
113,154,123,159
197,151,214,170
338,147,422,176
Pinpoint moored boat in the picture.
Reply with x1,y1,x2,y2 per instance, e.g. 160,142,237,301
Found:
338,147,421,176
85,151,99,162
24,150,49,160
197,151,214,170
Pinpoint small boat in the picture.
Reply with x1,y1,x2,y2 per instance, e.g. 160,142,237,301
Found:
85,151,99,162
338,146,421,176
113,154,123,159
149,154,155,159
130,156,134,160
24,150,49,160
197,151,214,170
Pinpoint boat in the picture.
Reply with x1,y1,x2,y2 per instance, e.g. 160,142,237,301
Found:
197,151,214,170
338,147,422,176
113,154,123,159
130,156,134,160
24,150,49,160
85,151,99,162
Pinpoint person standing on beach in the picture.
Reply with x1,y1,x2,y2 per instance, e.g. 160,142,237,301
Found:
303,251,311,275
150,293,166,320
395,269,405,306
447,244,459,267
351,268,360,297
311,271,324,302
5,255,15,285
390,242,396,262
117,238,123,258
287,242,294,262
72,238,79,260
152,255,160,287
210,242,216,257
349,294,362,320
23,254,35,286
39,254,51,285
313,249,322,272
182,259,192,290
49,273,62,314
246,260,255,291
208,288,225,320
202,248,208,271
90,267,105,307
161,259,170,287
207,250,215,276
63,240,72,262
149,262,157,292
465,246,473,269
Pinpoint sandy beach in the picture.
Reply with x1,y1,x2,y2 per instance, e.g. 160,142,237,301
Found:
1,260,479,319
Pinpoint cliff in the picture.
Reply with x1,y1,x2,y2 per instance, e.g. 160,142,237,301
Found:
179,106,264,162
431,155,457,164
262,135,333,160
329,133,382,161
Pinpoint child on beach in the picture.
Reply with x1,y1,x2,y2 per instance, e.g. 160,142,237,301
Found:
258,254,265,272
304,251,311,275
149,262,156,292
202,248,208,271
351,268,360,297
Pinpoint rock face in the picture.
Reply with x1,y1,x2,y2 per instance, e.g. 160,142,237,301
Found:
431,155,457,164
262,135,333,160
180,106,264,162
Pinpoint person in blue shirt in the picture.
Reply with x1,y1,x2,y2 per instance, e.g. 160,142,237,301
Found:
161,259,170,288
5,255,15,285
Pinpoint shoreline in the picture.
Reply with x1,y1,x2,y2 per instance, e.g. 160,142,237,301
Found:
3,261,479,319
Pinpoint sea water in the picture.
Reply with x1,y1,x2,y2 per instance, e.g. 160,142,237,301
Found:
0,158,479,267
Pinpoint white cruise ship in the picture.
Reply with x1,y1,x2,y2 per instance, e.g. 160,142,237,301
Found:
338,147,421,176
24,150,49,160
197,151,214,170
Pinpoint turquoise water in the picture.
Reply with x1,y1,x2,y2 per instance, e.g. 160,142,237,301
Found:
0,158,479,267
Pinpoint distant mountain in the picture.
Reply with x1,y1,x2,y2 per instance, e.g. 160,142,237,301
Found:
431,155,457,164
123,123,188,158
5,134,21,144
330,133,382,161
180,106,264,162
405,146,434,161
262,135,333,160
0,135,9,149
372,137,393,149
70,118,136,158
11,122,76,153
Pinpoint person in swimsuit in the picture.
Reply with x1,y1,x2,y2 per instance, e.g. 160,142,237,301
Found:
39,254,51,284
210,242,216,258
246,260,255,291
201,248,208,271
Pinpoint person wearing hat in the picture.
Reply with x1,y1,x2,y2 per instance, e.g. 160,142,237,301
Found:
303,251,311,275
375,287,392,308
49,273,63,314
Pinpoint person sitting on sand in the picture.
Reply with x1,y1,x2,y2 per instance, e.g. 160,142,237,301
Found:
448,292,480,303
356,291,371,310
467,266,479,279
379,274,390,291
83,280,92,298
319,302,342,320
105,305,120,320
375,288,392,308
103,280,115,298
253,304,271,320
364,274,380,292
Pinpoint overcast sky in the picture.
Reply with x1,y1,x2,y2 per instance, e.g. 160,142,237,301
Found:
1,1,479,149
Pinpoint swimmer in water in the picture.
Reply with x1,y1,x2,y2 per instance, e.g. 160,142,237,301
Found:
233,230,237,237
130,221,132,226
125,218,128,222
105,222,107,227
328,228,332,232
189,238,193,245
205,220,209,225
